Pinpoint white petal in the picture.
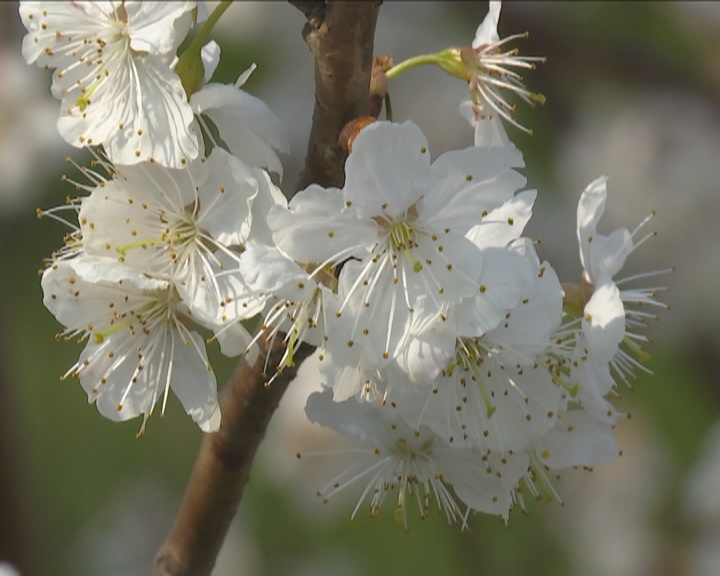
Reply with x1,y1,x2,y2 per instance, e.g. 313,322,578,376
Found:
125,2,195,55
454,247,536,337
460,98,515,148
472,0,502,48
478,368,563,452
474,114,514,148
196,148,258,247
535,411,620,470
438,449,526,519
268,186,376,264
337,259,413,366
466,189,537,249
107,54,199,167
305,388,377,444
42,258,166,330
239,241,305,294
395,321,456,383
165,330,221,432
176,252,264,326
587,227,634,281
572,353,618,422
20,2,113,65
213,321,255,359
201,40,221,83
192,83,288,176
326,364,373,403
577,175,608,279
70,255,168,292
343,121,430,219
419,145,526,231
486,255,564,363
247,167,287,245
577,177,636,281
582,278,625,364
81,337,154,424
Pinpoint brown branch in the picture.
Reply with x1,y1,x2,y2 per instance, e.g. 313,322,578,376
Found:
154,341,313,576
295,0,382,191
288,0,325,34
154,2,381,574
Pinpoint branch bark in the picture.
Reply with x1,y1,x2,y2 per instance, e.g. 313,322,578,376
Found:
154,340,313,576
154,2,380,574
295,0,382,191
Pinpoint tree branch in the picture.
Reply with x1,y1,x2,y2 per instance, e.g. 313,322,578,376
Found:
288,0,325,35
154,341,313,576
295,0,382,191
154,2,380,574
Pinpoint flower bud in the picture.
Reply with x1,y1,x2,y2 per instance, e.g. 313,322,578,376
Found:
339,117,376,153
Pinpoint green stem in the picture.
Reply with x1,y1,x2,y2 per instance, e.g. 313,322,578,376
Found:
176,1,233,96
194,1,233,50
385,53,445,80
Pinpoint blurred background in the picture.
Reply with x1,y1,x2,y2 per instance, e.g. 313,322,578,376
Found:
1,2,719,575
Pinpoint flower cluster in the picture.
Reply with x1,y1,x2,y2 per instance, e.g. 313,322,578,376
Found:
25,0,288,433
26,1,670,525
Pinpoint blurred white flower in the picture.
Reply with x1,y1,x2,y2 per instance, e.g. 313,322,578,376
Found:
683,421,720,523
0,52,66,216
0,563,20,576
71,476,260,576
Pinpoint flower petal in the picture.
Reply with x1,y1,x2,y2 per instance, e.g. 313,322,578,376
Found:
535,411,620,470
343,121,430,219
472,0,502,48
169,330,221,432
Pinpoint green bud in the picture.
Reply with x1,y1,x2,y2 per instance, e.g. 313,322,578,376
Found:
175,45,205,98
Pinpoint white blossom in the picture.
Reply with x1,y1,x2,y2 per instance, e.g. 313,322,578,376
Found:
269,120,526,366
394,248,566,452
458,0,545,146
303,388,528,527
42,255,221,433
575,176,670,389
236,240,339,380
20,1,199,168
76,148,262,325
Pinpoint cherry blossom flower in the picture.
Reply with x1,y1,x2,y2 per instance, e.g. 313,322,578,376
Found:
19,1,199,168
302,388,528,527
269,120,526,366
393,243,566,452
77,148,259,313
458,0,545,146
42,255,221,433
236,240,339,381
68,148,267,357
574,176,670,391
